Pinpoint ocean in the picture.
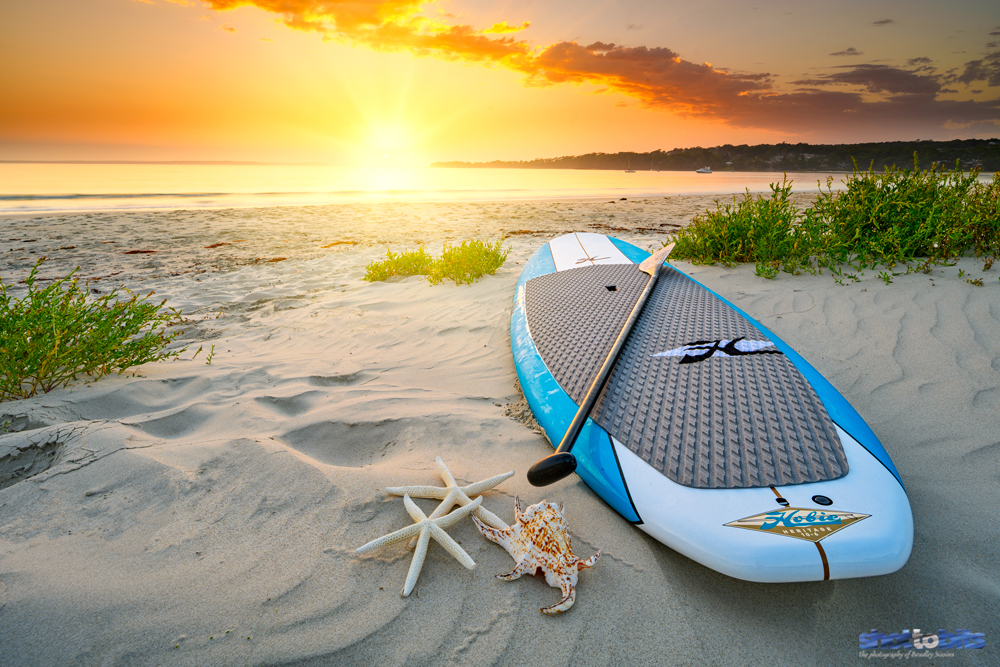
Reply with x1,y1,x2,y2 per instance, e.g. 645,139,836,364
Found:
0,163,856,216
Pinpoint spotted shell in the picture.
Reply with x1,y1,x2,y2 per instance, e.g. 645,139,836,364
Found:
474,496,600,614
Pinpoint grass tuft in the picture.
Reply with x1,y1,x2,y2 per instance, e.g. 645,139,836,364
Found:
428,239,510,285
364,238,509,285
1,259,186,401
362,247,434,282
669,156,1000,281
670,176,806,279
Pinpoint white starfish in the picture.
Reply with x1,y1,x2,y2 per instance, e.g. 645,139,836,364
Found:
386,457,513,546
356,494,482,597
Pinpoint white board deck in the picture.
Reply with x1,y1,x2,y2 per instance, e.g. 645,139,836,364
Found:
548,232,632,272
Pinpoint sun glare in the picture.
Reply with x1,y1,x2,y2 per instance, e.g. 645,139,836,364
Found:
349,119,432,167
368,123,412,152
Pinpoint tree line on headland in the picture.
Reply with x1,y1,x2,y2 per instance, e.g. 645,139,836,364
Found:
431,139,1000,173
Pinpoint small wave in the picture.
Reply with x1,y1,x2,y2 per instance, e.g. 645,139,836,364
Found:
0,188,529,202
1,191,312,202
0,187,551,215
0,192,230,201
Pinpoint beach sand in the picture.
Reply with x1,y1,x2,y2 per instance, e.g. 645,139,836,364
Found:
1,196,998,666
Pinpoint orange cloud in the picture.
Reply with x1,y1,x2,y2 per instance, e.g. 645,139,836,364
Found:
177,0,1000,134
483,21,530,35
522,41,772,117
174,0,533,66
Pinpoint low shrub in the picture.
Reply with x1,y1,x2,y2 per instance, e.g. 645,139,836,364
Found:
364,238,510,285
669,156,1000,280
808,158,989,272
670,177,812,278
429,239,510,285
1,259,185,400
363,247,434,282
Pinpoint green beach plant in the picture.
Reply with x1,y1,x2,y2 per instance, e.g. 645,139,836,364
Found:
669,156,1000,280
965,171,1000,267
363,246,434,282
428,238,510,285
364,238,510,285
806,157,987,271
670,177,812,279
0,259,185,401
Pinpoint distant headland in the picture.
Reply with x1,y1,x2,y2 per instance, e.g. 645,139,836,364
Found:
432,139,1000,173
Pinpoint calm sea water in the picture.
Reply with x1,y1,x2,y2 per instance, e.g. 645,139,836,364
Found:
0,163,855,215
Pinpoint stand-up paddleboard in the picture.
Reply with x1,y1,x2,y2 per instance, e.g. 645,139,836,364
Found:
511,232,913,582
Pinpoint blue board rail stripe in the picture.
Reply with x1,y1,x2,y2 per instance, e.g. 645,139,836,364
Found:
512,243,641,522
608,237,904,490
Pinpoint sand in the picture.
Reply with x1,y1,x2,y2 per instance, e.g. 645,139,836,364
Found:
1,196,998,666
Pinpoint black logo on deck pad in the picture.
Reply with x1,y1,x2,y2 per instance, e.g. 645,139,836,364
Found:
653,337,782,364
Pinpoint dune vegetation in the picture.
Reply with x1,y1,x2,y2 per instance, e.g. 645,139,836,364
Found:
669,157,1000,283
364,238,510,285
0,259,185,400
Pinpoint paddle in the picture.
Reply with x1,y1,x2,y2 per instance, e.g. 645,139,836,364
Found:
527,242,676,487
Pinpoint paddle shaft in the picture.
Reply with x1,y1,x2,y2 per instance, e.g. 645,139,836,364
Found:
526,243,674,486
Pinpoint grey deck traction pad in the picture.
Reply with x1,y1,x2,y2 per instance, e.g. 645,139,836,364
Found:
523,263,848,489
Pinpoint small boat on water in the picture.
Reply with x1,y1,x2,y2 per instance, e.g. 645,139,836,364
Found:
625,158,635,173
695,166,712,174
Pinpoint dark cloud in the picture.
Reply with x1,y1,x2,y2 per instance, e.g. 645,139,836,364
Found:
907,57,932,65
872,19,895,27
830,47,863,57
957,51,1000,87
529,49,1000,136
792,64,941,95
723,91,1000,136
946,120,1000,135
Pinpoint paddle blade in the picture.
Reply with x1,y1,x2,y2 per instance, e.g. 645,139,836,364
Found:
527,452,578,487
638,242,675,275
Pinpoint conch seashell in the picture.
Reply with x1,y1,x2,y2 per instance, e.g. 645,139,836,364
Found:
474,497,600,614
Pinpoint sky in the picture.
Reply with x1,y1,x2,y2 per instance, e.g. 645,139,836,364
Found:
1,0,999,166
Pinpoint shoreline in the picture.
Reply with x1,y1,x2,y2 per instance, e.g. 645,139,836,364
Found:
0,166,857,219
0,191,823,221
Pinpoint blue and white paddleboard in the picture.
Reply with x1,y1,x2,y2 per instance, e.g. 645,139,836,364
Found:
511,232,913,582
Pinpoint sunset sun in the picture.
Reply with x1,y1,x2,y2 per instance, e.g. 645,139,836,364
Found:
367,122,413,154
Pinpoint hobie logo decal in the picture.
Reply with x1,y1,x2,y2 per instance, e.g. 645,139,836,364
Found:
725,507,870,542
652,337,781,364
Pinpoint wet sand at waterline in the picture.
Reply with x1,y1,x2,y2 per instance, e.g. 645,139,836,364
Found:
1,196,998,666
